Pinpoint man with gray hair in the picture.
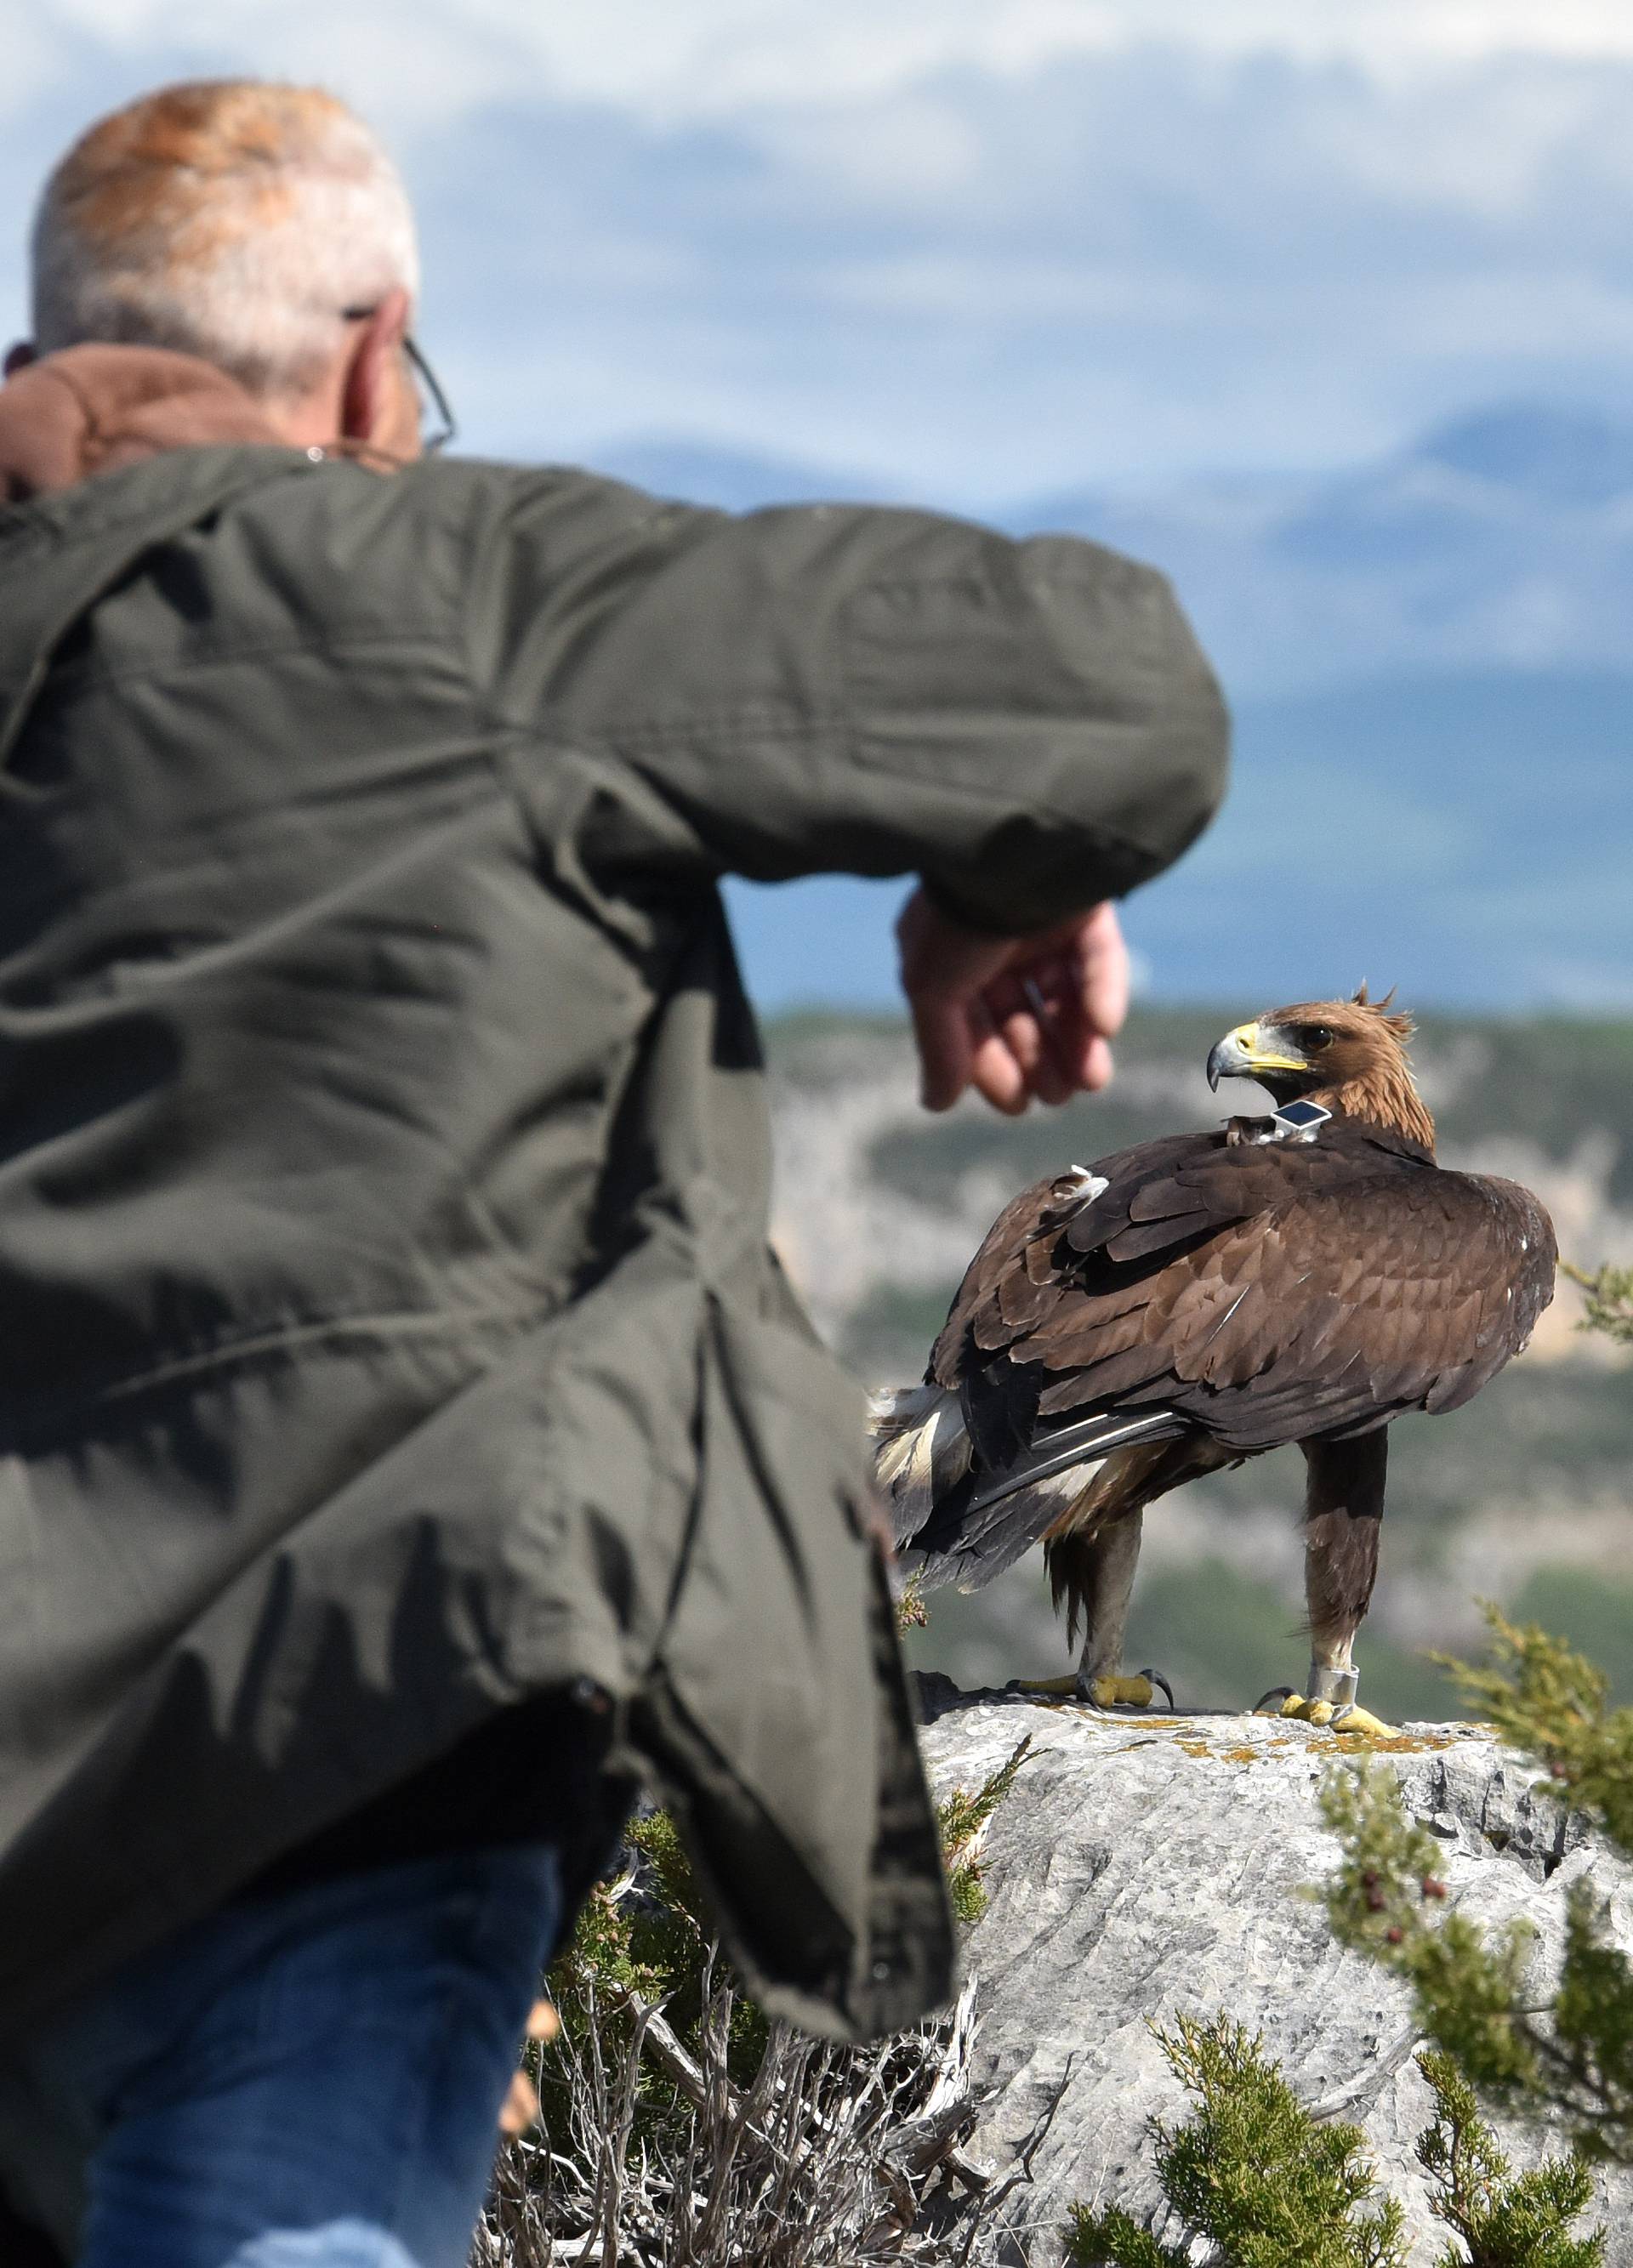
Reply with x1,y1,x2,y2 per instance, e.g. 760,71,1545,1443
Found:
0,79,1227,2268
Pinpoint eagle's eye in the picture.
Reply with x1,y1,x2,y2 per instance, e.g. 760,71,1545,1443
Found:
1306,1025,1334,1050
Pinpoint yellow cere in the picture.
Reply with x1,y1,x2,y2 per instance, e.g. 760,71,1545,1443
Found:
1238,1021,1308,1074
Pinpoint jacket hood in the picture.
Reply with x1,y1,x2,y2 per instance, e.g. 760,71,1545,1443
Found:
0,344,282,503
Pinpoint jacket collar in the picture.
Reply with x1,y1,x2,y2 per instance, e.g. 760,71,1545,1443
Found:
0,345,285,503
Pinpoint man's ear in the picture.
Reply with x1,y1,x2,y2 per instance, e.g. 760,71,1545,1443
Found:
338,290,417,455
3,344,37,378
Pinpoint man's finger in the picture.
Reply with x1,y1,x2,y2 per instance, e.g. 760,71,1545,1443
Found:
1079,1032,1114,1093
910,993,973,1112
1078,903,1130,1040
1003,1005,1071,1106
499,2069,540,2137
969,1029,1030,1114
999,1005,1044,1084
1016,979,1078,1105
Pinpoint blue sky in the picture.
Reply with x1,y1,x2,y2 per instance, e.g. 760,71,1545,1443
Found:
8,3,1633,1013
9,3,1633,501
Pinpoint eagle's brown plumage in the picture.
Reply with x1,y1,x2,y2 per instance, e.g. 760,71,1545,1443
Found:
873,988,1556,1725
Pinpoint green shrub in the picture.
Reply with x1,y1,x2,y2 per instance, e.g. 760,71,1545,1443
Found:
937,1734,1031,1925
1067,2015,1407,2268
1562,1263,1633,1348
1067,2018,1602,2268
1321,1611,1633,2163
1414,2049,1602,2267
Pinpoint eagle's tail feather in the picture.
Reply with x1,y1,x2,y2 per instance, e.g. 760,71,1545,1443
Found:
939,1459,1109,1592
883,1403,1191,1595
868,1382,972,1547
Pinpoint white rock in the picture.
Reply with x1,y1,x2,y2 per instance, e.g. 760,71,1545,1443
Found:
916,1681,1632,2265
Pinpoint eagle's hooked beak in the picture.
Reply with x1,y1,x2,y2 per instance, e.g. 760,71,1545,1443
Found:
1205,1020,1310,1092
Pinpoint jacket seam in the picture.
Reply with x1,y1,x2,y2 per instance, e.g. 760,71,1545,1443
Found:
37,624,451,702
4,1301,545,1447
452,475,493,720
495,693,1158,838
452,469,693,699
560,708,844,751
844,562,1152,600
0,742,515,922
506,710,1158,905
0,446,314,553
615,714,1152,847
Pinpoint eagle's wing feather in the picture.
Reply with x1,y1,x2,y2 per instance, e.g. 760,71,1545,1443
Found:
924,1125,1555,1503
1138,1166,1556,1445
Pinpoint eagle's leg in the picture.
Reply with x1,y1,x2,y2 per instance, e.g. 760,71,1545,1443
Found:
1073,1510,1155,1707
1261,1431,1398,1737
1023,1511,1171,1708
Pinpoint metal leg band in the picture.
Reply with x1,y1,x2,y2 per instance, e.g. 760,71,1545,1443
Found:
1307,1662,1359,1709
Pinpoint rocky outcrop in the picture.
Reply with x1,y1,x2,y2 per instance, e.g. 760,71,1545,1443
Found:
915,1682,1633,2265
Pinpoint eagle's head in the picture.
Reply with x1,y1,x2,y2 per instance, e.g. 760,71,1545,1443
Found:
1205,983,1435,1151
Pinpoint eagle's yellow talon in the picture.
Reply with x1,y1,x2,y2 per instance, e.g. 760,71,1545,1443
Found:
1017,1669,1169,1708
1086,1673,1155,1708
1264,1692,1401,1738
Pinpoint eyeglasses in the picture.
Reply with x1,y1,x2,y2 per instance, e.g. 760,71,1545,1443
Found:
403,335,456,453
341,308,456,452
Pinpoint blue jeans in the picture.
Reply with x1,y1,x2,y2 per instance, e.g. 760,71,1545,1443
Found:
0,1845,564,2268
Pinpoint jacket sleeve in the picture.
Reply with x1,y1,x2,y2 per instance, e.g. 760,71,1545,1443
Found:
466,471,1228,934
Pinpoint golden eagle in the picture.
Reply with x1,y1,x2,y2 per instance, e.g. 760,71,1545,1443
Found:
873,989,1556,1735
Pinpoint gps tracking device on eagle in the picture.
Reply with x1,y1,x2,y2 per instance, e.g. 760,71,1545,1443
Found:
871,987,1556,1737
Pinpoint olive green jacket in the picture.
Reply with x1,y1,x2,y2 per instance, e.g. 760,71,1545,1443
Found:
0,348,1227,2043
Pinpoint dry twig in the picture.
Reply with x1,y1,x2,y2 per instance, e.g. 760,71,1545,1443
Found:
474,1954,1000,2265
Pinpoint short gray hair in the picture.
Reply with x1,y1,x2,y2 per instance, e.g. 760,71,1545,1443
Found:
31,80,420,401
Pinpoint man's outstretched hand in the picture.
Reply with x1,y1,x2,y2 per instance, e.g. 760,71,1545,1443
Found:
896,890,1130,1115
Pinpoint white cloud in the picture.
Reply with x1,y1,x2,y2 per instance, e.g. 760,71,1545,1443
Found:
9,5,1633,498
760,97,984,207
20,0,1633,133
